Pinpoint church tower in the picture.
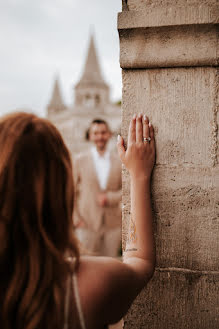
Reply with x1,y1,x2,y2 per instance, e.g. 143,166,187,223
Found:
47,77,66,116
46,32,121,155
74,34,110,111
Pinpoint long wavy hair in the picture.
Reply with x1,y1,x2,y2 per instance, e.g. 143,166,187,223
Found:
0,112,79,329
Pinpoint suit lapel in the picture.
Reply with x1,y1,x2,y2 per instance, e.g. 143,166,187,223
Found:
106,152,115,190
89,150,101,190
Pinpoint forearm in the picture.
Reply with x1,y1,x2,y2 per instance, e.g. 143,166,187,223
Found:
124,176,155,265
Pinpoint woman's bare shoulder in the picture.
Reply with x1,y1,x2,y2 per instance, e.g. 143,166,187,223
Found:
77,256,128,294
75,256,143,326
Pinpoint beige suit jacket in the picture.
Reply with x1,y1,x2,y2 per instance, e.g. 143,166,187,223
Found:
73,149,122,232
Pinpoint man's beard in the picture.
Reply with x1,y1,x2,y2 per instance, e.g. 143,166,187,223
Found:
96,142,106,150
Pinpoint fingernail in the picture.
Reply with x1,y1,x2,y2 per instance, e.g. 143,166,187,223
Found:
149,122,152,127
138,113,142,119
143,114,147,121
117,135,121,142
132,114,136,120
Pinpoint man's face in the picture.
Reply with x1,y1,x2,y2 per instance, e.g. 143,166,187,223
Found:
89,123,111,151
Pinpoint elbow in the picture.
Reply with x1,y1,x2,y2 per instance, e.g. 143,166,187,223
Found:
147,248,156,278
149,263,155,279
145,260,155,281
143,256,155,283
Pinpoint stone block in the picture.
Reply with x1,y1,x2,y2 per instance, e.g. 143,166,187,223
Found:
127,0,218,12
122,166,219,271
153,167,219,271
124,269,219,329
118,4,218,68
121,68,218,167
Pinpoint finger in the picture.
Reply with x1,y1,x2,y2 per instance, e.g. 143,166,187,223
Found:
128,114,136,145
143,114,149,139
136,113,143,143
149,123,155,146
117,135,125,162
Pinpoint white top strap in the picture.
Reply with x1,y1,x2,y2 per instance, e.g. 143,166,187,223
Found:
73,272,87,329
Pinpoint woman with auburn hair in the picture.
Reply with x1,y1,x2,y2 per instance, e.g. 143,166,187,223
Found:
0,111,155,329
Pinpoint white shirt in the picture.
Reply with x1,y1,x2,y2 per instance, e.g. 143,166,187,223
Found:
91,147,111,190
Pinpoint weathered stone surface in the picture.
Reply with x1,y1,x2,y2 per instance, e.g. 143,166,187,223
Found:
122,166,219,271
119,5,218,28
121,67,219,270
118,2,218,69
121,68,218,167
119,25,218,68
127,0,218,11
124,269,219,329
119,1,218,328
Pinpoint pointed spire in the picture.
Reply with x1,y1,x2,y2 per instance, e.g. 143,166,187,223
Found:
49,77,64,107
47,77,66,114
76,34,108,89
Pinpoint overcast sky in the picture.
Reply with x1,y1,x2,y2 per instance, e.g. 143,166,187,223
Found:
0,0,122,117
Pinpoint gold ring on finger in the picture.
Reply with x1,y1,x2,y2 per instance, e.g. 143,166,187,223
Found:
143,137,151,143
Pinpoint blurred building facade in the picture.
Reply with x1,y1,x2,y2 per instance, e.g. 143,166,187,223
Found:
47,34,121,155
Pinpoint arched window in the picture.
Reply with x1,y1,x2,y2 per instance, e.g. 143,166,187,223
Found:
85,94,94,107
95,94,100,106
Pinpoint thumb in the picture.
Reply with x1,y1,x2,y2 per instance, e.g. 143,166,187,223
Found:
117,135,125,162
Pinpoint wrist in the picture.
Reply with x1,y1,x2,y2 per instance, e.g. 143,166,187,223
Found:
130,174,151,185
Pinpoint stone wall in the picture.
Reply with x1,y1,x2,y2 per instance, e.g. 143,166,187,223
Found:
119,1,218,328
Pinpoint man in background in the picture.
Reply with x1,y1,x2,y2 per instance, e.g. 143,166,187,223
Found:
73,119,122,257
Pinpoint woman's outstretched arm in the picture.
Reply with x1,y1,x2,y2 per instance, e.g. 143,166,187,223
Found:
119,113,155,275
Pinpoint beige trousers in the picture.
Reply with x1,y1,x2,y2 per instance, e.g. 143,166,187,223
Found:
75,226,121,257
